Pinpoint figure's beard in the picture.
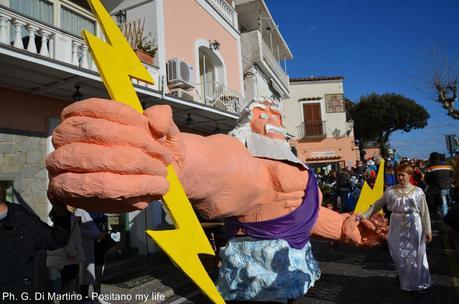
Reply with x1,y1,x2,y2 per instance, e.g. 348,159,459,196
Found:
230,126,304,166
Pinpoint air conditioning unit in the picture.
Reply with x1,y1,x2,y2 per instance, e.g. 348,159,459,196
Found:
170,88,194,101
167,58,194,90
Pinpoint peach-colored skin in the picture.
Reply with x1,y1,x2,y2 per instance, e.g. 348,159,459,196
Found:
47,98,384,246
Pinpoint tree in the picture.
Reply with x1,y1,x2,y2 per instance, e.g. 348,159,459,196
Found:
431,53,459,119
415,48,459,120
349,93,430,158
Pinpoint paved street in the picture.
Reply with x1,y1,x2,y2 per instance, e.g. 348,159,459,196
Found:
167,217,459,304
100,217,459,304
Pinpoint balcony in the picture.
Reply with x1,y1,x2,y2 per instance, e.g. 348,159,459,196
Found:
0,5,96,71
240,30,289,97
260,39,289,92
0,3,160,92
195,81,242,113
205,0,237,28
297,121,327,139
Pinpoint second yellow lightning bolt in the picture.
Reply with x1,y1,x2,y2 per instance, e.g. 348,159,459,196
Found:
354,159,385,214
82,0,225,303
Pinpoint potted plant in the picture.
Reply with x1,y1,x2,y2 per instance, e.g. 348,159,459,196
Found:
134,33,157,65
121,19,157,65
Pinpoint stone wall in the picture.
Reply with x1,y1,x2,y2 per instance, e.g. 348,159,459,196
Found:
0,129,49,221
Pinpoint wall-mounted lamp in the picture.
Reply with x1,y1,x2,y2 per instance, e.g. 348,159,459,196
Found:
332,128,341,138
346,119,354,135
115,10,127,25
209,39,220,51
185,113,193,128
72,85,84,102
333,119,355,139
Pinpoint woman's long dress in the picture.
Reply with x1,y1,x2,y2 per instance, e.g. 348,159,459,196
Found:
364,185,432,291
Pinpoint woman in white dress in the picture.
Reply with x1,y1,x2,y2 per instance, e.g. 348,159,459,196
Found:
362,162,432,295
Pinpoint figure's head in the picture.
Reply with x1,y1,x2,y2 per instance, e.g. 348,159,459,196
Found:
230,98,303,166
249,102,285,140
237,99,286,140
395,162,413,186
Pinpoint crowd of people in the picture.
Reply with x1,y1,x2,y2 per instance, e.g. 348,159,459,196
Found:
1,149,458,302
0,182,113,304
316,151,459,297
316,152,458,219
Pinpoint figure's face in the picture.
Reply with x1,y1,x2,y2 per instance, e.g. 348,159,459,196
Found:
249,105,285,140
396,171,411,186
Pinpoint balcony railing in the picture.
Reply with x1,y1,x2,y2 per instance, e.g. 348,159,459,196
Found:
206,0,237,28
195,81,242,113
296,121,327,138
0,5,160,90
0,5,96,70
261,38,289,91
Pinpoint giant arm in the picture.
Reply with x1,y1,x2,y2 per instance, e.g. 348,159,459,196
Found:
47,99,383,246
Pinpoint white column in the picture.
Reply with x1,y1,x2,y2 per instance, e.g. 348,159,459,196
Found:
0,15,11,45
39,30,50,57
80,44,89,69
48,33,55,59
90,58,97,71
26,24,39,53
71,40,80,66
12,19,26,49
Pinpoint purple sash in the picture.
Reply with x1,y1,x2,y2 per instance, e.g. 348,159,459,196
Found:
224,172,320,249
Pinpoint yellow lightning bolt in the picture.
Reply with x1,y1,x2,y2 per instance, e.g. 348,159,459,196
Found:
354,159,385,214
83,1,225,303
83,0,152,112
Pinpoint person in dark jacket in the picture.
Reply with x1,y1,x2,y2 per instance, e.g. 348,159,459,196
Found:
425,152,453,216
336,168,353,212
0,183,70,303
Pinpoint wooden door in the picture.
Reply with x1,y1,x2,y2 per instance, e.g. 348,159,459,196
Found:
303,103,323,136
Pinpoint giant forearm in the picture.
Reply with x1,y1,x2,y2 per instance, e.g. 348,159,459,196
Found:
178,133,273,219
311,206,385,246
311,206,346,240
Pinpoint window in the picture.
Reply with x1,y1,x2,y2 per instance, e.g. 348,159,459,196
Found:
198,46,224,102
61,6,95,36
10,0,53,25
199,48,217,101
303,103,324,137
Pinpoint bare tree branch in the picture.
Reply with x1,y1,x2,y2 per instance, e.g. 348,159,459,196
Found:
425,47,459,119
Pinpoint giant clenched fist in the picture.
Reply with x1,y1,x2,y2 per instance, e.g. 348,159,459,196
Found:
47,98,185,212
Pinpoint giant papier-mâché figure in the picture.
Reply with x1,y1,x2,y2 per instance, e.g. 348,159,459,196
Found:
47,96,386,302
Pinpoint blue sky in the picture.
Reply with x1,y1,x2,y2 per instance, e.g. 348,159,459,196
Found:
265,0,459,159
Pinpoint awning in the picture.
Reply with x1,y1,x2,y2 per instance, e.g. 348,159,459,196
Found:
304,156,341,162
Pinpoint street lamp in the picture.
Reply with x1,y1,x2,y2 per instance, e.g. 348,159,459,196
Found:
346,119,354,135
185,113,193,128
209,39,220,51
72,85,84,102
332,128,341,138
115,10,127,25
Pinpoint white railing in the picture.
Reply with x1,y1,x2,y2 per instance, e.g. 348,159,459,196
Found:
206,0,237,28
0,6,96,70
261,38,289,90
195,81,242,113
0,5,160,91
